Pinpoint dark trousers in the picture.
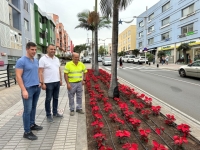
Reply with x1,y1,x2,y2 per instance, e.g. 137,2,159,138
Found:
45,81,60,116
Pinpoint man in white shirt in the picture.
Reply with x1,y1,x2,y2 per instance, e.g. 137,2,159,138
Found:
39,44,63,122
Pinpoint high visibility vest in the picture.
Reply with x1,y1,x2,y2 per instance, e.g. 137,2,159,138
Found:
64,61,87,82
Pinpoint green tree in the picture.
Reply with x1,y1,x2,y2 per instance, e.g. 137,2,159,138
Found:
98,46,106,56
75,9,111,74
177,43,191,63
132,49,140,56
73,44,88,53
118,51,125,56
100,0,134,97
157,51,166,62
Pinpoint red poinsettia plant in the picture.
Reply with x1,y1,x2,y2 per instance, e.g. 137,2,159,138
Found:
91,120,104,133
92,105,99,113
152,140,168,150
144,96,152,108
122,143,138,150
130,99,138,107
99,145,113,150
155,127,164,135
129,118,141,131
93,132,106,148
139,128,151,143
177,123,190,137
115,130,131,144
103,102,112,112
123,110,134,120
93,113,103,120
173,135,188,148
165,114,176,126
134,102,144,113
119,102,129,111
151,106,161,115
141,109,151,119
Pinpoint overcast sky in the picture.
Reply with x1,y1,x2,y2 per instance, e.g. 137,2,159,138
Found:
34,0,160,46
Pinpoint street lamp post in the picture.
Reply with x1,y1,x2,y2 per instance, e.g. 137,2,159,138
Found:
99,38,112,56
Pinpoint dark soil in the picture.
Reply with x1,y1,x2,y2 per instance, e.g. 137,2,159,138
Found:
85,70,200,150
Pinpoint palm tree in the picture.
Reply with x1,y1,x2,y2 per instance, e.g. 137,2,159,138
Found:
100,0,134,98
132,49,140,56
177,43,191,64
75,10,111,72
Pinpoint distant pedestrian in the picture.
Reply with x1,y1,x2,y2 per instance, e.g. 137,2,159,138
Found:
165,55,169,65
64,53,87,116
39,44,63,123
15,42,43,140
162,56,165,65
119,56,123,68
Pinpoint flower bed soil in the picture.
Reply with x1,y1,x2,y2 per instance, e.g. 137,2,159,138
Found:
85,69,200,150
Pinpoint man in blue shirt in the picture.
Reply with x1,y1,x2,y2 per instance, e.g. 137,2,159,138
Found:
15,42,43,140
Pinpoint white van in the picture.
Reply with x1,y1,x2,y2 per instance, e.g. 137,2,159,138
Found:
122,55,135,63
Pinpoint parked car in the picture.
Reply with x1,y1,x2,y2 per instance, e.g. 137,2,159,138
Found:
122,55,135,63
98,57,102,62
133,56,148,64
81,56,91,63
102,56,111,66
178,60,200,78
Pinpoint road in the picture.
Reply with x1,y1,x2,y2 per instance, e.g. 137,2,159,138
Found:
99,62,200,122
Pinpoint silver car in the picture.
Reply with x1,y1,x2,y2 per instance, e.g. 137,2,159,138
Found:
102,56,111,66
179,60,200,78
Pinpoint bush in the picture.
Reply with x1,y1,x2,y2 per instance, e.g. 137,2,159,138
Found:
146,53,154,62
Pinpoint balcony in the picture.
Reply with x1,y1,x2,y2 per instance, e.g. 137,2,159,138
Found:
40,23,42,29
40,38,43,44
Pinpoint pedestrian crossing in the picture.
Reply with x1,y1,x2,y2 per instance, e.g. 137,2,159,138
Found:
104,66,163,71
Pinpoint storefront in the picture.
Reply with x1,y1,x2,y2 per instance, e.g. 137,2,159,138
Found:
176,39,200,63
157,44,175,63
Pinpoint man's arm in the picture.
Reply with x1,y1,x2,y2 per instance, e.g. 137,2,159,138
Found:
64,73,69,85
16,69,26,91
16,69,28,99
59,67,62,82
83,73,87,81
38,68,44,84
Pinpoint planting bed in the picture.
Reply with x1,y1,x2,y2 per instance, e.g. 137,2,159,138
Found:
85,69,200,150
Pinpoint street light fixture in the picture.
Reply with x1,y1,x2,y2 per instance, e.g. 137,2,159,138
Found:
99,38,112,56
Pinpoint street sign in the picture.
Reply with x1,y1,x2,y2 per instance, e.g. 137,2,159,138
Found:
143,47,147,52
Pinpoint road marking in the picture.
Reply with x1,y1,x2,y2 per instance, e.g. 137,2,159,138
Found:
105,67,111,70
140,70,170,72
146,72,200,86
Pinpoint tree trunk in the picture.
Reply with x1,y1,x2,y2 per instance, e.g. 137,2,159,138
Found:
108,2,118,98
94,26,99,75
92,31,95,69
183,50,187,64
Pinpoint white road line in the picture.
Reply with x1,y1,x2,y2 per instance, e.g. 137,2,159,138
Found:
146,72,200,86
105,67,111,70
140,70,170,72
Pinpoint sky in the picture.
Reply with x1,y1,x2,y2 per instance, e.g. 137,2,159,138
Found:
34,0,160,46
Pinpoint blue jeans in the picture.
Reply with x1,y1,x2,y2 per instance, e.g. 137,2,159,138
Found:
45,81,60,116
22,85,41,133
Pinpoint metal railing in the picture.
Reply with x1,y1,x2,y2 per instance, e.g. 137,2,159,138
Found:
0,64,16,88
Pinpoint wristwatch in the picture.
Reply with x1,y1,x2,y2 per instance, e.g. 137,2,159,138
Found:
40,82,44,84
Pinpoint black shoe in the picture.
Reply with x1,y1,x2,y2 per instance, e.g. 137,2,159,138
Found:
23,132,38,140
76,109,84,114
53,113,63,117
70,110,75,116
30,124,43,131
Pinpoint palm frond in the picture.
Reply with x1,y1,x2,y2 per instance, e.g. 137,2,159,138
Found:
118,0,134,11
100,0,112,17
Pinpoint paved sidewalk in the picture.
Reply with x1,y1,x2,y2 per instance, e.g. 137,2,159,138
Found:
0,66,87,150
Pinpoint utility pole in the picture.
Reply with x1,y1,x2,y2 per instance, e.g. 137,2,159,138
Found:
144,6,148,64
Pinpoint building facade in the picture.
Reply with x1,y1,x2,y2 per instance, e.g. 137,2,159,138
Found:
34,3,55,58
136,0,200,63
118,25,136,54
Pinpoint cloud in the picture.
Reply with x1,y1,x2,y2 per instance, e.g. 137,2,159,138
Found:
34,0,159,46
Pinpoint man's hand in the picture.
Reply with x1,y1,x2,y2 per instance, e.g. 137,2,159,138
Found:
82,81,86,85
67,83,71,90
22,90,28,99
41,84,46,90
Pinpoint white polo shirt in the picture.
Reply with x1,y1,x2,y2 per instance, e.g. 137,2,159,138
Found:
39,54,60,83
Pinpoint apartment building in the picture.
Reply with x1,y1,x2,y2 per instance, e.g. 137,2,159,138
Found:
34,3,55,57
0,0,34,64
118,25,136,54
136,0,200,63
108,43,112,56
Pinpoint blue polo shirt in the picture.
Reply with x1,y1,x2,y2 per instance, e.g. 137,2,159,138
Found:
15,56,39,87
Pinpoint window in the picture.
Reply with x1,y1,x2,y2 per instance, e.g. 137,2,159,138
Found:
148,25,154,33
128,38,130,43
128,45,130,50
24,19,29,31
148,38,154,45
162,1,170,12
139,42,142,47
162,17,170,26
128,30,131,35
24,0,29,12
139,21,144,27
148,13,154,21
182,4,194,17
161,32,169,40
181,23,193,34
139,31,143,37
